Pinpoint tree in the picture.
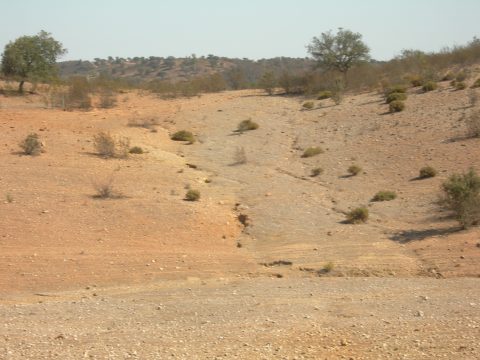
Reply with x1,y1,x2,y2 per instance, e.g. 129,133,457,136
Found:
1,31,66,93
258,71,276,95
307,28,370,82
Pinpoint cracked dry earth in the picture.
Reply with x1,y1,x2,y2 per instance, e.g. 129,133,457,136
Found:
0,79,479,359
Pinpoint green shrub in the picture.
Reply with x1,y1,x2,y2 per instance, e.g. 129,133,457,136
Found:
472,78,480,88
185,189,200,201
129,146,144,154
419,166,437,179
389,100,405,113
171,130,195,144
322,262,334,273
302,101,315,110
302,146,323,158
237,118,259,132
386,92,407,104
422,81,438,92
311,167,324,177
317,91,332,100
348,164,362,176
346,207,369,224
19,133,43,156
93,132,130,158
372,191,397,202
441,168,480,228
455,81,467,90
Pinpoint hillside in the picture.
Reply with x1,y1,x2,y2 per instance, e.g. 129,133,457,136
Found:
57,56,314,84
0,71,479,358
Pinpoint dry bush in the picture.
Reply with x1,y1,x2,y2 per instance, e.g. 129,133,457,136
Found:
372,191,397,202
389,100,405,113
408,74,424,87
233,147,247,165
302,101,314,110
302,147,323,158
442,72,455,81
237,119,259,132
127,117,160,130
455,81,467,90
19,133,43,155
348,164,362,176
422,81,438,92
92,174,118,199
441,168,480,229
129,146,144,154
472,78,480,88
419,166,437,179
346,207,369,224
311,167,323,177
317,91,332,100
66,76,92,110
98,89,117,109
93,132,130,158
455,71,468,82
185,189,200,201
386,92,407,104
171,130,195,144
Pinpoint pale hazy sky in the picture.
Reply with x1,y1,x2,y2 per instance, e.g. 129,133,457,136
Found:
1,0,479,61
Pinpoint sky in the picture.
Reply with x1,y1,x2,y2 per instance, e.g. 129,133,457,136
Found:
1,0,479,62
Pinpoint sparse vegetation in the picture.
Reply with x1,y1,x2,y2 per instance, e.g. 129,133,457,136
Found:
419,166,437,179
472,78,480,88
346,207,369,224
19,133,43,155
171,130,195,144
92,174,116,199
237,119,259,132
441,168,480,229
442,72,455,81
317,90,332,100
455,71,468,82
311,167,324,177
408,75,424,87
322,261,334,273
66,76,92,110
389,100,405,113
384,85,407,97
129,146,144,154
422,81,438,92
465,109,480,138
455,81,467,90
348,164,362,176
302,101,314,110
185,189,200,201
93,132,130,158
233,147,247,165
127,117,160,130
5,193,14,203
372,191,397,202
302,146,323,158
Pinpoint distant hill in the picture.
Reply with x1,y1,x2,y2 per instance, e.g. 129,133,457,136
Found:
57,56,315,85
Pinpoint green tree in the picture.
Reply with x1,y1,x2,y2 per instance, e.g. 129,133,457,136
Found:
258,71,276,95
1,31,66,93
307,28,370,83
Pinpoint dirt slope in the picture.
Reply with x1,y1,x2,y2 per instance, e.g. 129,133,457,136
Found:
0,77,479,359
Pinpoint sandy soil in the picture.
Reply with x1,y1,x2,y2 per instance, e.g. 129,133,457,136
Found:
0,76,479,358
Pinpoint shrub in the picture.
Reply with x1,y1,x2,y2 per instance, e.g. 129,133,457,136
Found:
455,81,467,90
93,132,130,158
92,174,116,199
441,168,480,228
386,92,407,104
389,100,405,113
302,101,315,110
372,191,397,202
311,167,324,177
302,146,323,158
171,130,195,144
185,189,200,201
237,119,259,132
408,75,424,87
127,117,160,129
422,81,438,92
66,76,92,110
322,262,334,273
472,78,480,88
19,133,43,155
129,146,144,154
233,146,247,165
384,85,407,97
419,166,437,179
317,90,332,100
346,207,369,224
98,90,117,109
456,71,467,82
442,72,455,81
465,110,480,138
348,164,362,176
